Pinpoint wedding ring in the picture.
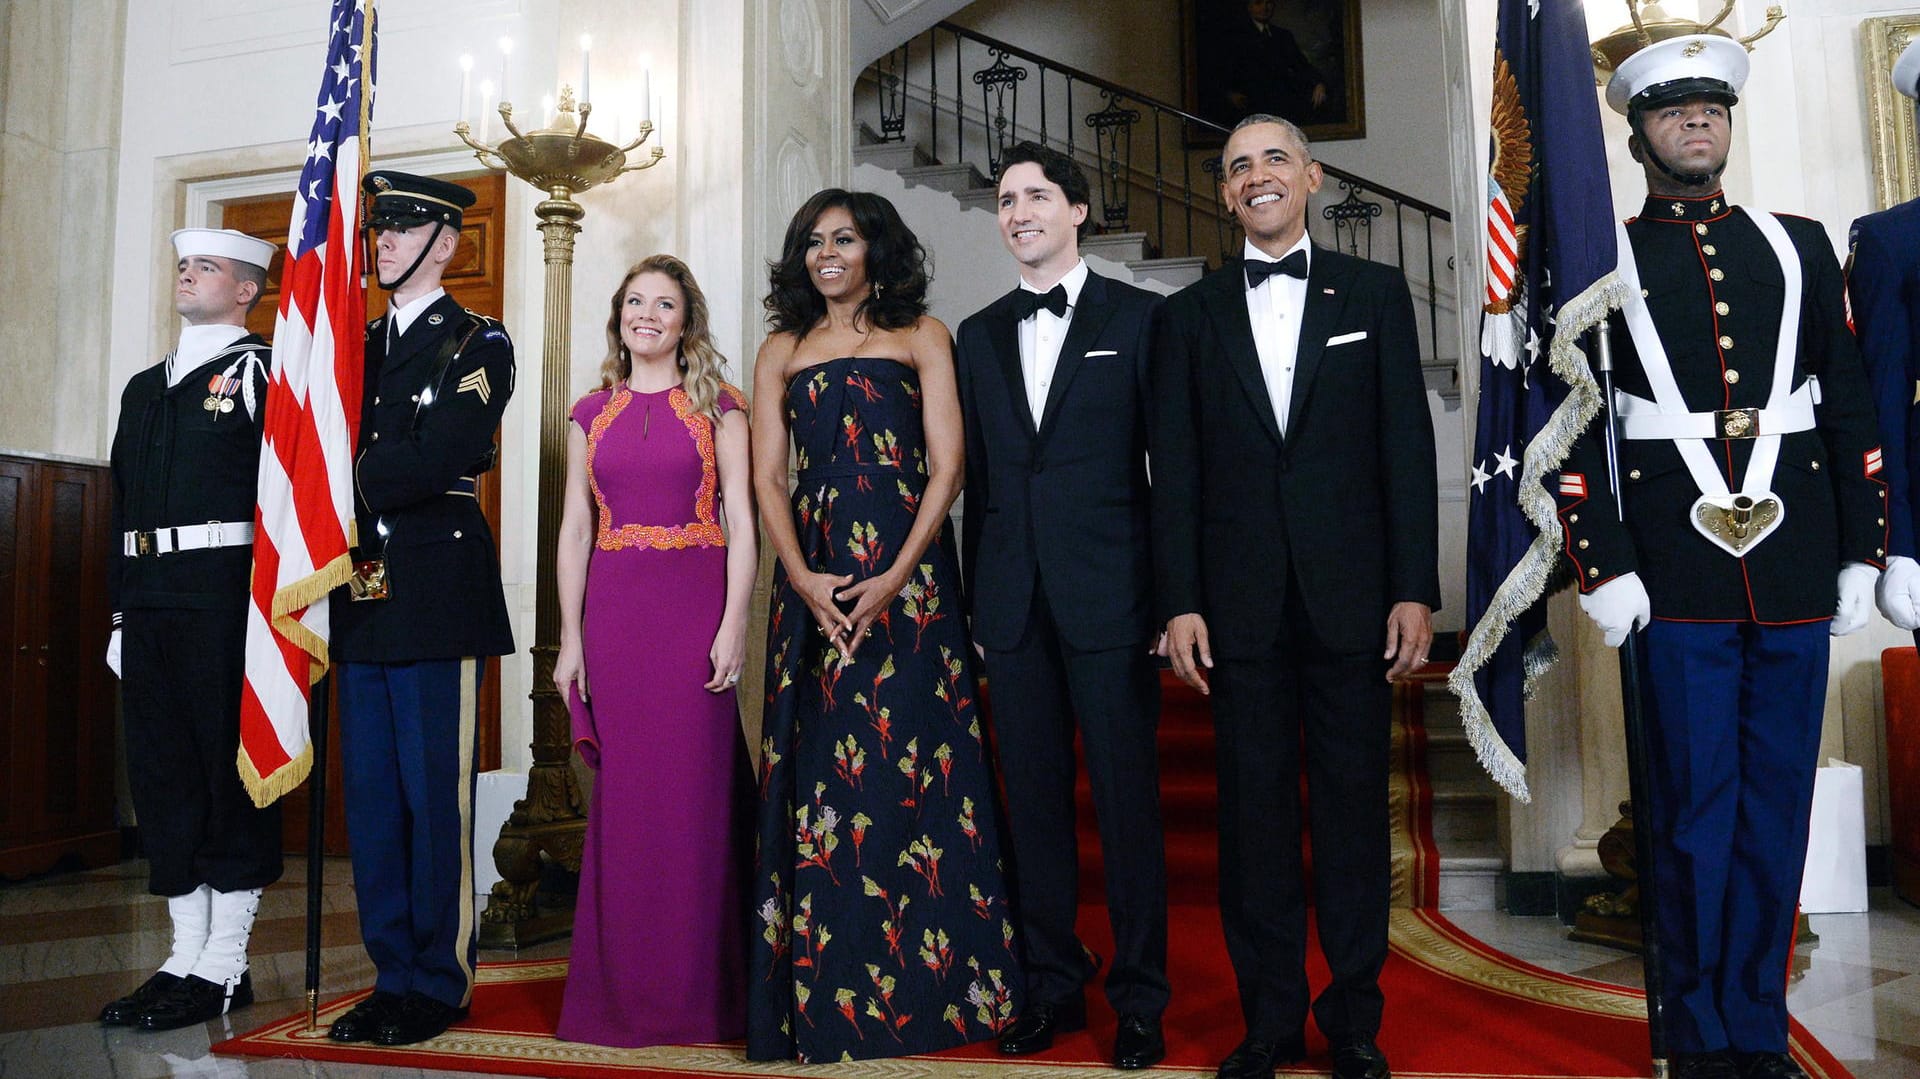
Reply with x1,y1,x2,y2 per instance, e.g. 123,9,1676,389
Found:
726,673,740,685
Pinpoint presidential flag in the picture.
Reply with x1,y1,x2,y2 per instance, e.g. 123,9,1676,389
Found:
1447,0,1625,801
238,0,374,806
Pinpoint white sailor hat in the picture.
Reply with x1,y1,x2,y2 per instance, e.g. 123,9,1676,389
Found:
1604,33,1749,116
170,227,276,270
1896,35,1920,101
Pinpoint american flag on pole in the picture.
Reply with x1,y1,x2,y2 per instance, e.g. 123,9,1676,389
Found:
1446,0,1624,801
238,0,374,806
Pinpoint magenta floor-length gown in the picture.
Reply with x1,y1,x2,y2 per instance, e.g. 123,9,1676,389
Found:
558,381,753,1048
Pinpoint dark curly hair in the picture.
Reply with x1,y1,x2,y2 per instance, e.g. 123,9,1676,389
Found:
764,188,930,339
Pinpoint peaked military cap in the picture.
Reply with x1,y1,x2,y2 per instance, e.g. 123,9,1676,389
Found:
363,170,475,230
1604,33,1748,116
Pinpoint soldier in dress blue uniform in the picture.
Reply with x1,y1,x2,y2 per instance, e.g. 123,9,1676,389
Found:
1850,38,1920,635
1559,36,1887,1079
326,170,515,1047
102,227,282,1031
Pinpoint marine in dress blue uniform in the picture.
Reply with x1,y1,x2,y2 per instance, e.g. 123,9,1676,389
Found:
327,171,515,1047
1559,38,1887,1079
103,228,282,1032
1849,38,1920,637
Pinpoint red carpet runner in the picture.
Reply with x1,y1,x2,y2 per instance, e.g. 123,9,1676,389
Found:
216,674,1853,1078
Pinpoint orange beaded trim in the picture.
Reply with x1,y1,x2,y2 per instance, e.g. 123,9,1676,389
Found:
585,384,742,552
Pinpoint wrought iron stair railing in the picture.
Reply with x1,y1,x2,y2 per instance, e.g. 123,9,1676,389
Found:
857,20,1456,368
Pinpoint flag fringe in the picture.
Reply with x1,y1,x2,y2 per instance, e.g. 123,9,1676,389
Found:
240,738,314,809
1448,268,1632,803
270,552,353,678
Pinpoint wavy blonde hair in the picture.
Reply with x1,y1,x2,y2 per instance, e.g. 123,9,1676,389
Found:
600,254,733,422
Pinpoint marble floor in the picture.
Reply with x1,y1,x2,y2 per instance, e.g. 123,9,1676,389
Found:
2,860,1917,1078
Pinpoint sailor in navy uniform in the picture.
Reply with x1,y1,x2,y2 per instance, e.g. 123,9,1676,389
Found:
327,171,515,1047
1850,37,1920,636
102,227,281,1031
1560,37,1887,1079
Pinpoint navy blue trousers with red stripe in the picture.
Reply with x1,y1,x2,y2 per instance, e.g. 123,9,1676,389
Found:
1634,618,1827,1054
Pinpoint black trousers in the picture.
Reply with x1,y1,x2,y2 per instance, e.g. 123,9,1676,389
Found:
985,583,1169,1016
122,606,283,896
1209,581,1390,1047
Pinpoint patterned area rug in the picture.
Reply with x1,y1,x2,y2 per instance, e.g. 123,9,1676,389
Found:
214,677,1853,1078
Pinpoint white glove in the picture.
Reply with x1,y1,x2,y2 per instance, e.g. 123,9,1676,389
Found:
106,628,122,678
1833,561,1878,637
1578,572,1651,648
1876,555,1920,632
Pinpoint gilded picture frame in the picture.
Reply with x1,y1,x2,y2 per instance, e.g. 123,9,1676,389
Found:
1864,15,1919,210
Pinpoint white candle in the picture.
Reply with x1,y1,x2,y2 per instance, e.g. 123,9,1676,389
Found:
479,79,494,141
458,54,473,124
579,34,592,106
498,36,514,103
642,68,652,123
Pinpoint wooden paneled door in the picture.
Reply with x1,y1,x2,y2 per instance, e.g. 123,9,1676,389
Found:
220,172,509,855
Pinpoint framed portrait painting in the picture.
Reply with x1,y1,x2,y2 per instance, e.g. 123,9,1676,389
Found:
1182,0,1366,143
1864,15,1919,210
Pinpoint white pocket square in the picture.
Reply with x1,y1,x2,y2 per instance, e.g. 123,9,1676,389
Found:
1083,349,1119,358
1326,331,1368,347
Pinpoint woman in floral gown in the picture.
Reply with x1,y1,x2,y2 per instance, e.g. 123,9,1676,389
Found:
746,190,1022,1063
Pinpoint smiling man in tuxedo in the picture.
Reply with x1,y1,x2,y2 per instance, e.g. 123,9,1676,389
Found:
956,140,1169,1071
1152,115,1437,1079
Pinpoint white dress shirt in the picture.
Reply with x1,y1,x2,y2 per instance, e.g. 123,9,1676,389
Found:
387,286,447,342
1243,235,1312,436
1016,259,1089,425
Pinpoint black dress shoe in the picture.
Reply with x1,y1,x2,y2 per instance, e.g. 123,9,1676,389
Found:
327,990,404,1042
1734,1052,1807,1079
1114,1013,1166,1070
1675,1052,1742,1079
1217,1037,1306,1079
1330,1040,1391,1079
135,972,253,1031
373,991,469,1046
100,972,182,1025
998,995,1088,1055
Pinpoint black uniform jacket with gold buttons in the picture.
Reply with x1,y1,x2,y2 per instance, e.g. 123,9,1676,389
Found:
1556,194,1888,623
109,334,271,613
330,293,516,662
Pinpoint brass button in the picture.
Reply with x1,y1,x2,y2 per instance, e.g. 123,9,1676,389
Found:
411,394,420,403
373,395,381,405
453,530,463,539
1878,548,1887,558
1703,244,1717,255
1719,335,1734,349
1588,567,1600,578
371,431,380,441
1879,518,1887,527
1811,460,1821,471
1578,539,1590,549
1641,288,1651,298
1629,468,1642,480
1696,223,1709,235
1710,268,1725,281
1715,301,1730,316
1725,369,1740,384
1569,513,1580,523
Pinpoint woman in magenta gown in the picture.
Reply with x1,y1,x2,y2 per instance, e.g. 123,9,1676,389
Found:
553,254,757,1047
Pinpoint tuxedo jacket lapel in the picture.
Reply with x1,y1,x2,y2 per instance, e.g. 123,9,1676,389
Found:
1036,273,1120,444
1202,269,1283,447
986,292,1037,441
1286,247,1354,432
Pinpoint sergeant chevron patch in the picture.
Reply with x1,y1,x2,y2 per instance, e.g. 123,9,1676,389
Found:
457,369,492,404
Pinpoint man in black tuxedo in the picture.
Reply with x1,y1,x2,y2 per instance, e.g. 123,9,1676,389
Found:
1152,115,1437,1079
956,141,1169,1071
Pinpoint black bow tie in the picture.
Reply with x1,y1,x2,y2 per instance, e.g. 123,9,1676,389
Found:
1014,284,1070,320
1244,250,1308,289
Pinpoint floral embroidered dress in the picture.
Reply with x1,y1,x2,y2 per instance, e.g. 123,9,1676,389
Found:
557,382,754,1048
748,356,1022,1062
